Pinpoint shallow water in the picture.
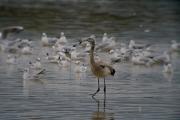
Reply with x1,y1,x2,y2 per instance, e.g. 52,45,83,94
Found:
0,0,180,120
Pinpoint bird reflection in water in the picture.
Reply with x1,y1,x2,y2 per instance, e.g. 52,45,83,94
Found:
163,72,173,82
23,78,47,97
91,95,114,120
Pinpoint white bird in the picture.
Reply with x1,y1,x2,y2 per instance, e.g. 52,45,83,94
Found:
58,57,70,67
96,36,116,52
171,40,180,51
23,68,45,80
21,46,32,54
131,54,147,65
109,49,121,63
17,39,32,48
53,43,65,53
20,39,32,44
162,63,173,73
102,33,108,43
152,51,171,65
142,47,154,58
70,48,87,62
45,53,60,63
6,54,16,64
129,40,150,49
41,33,57,46
120,43,128,54
80,64,87,72
29,58,42,70
56,32,67,45
144,29,150,33
131,53,153,66
118,43,132,61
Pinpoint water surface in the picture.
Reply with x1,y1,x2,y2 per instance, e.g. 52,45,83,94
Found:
0,0,180,120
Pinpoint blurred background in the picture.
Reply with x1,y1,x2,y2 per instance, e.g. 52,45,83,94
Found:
0,0,179,42
0,1,180,120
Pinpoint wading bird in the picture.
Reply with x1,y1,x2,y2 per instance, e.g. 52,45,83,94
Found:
171,40,180,51
80,35,115,97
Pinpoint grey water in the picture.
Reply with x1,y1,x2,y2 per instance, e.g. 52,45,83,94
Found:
0,0,180,120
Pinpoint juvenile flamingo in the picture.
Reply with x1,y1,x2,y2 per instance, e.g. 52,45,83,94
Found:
81,36,115,97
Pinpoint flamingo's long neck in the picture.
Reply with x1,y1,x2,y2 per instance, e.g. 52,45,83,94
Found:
90,42,95,65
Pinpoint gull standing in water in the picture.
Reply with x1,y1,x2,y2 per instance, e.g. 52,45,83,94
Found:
109,49,121,63
129,40,150,50
102,33,108,43
6,54,16,64
96,33,116,52
56,32,67,45
21,45,32,55
152,51,171,65
29,58,42,70
162,63,173,73
41,33,57,46
171,40,180,51
80,35,115,97
58,56,70,68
